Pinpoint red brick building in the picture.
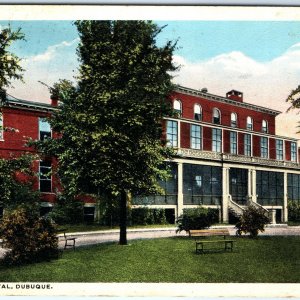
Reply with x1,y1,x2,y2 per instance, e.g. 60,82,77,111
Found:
134,86,300,223
1,86,300,223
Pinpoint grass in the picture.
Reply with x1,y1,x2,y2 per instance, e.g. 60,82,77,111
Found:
0,236,300,283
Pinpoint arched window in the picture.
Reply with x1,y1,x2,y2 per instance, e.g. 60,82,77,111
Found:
231,113,237,128
173,99,182,116
194,104,202,121
246,116,253,130
262,120,268,133
213,108,221,124
0,112,3,140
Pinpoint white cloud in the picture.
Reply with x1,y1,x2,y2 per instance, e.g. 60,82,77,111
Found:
172,44,300,140
7,38,79,103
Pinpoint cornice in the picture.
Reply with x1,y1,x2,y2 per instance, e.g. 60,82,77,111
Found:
175,85,281,117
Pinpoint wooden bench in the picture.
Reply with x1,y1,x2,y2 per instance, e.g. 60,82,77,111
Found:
63,232,77,250
189,229,235,254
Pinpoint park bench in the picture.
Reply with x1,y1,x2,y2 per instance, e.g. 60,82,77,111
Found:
189,229,235,254
63,232,77,250
56,228,77,251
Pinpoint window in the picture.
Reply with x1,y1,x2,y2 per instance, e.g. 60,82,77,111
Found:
291,142,297,162
276,139,284,160
230,168,248,205
190,124,202,149
288,173,300,203
244,134,251,156
262,120,268,133
183,164,222,205
0,113,3,140
166,120,178,147
173,99,182,116
194,104,202,121
256,171,284,206
39,118,51,140
260,136,268,158
231,113,237,128
230,131,237,154
39,160,52,193
212,128,222,152
213,108,221,124
246,116,253,130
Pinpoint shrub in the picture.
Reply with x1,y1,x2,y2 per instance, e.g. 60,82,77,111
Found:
0,207,58,265
235,205,270,238
176,207,219,233
288,200,300,222
47,194,84,224
131,207,167,225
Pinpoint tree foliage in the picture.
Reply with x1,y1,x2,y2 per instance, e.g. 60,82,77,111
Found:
0,154,40,211
36,21,177,244
0,25,24,91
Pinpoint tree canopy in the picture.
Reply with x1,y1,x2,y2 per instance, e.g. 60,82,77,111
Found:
40,21,178,244
0,26,24,92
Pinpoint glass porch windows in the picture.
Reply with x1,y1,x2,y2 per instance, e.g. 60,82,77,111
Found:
291,142,297,162
190,124,202,150
213,108,221,125
256,170,284,206
246,116,253,130
39,160,52,193
231,113,237,128
288,173,300,203
173,99,182,117
194,104,202,121
276,139,284,160
39,118,51,140
262,120,268,133
166,120,178,147
244,134,251,156
212,128,222,152
260,136,268,158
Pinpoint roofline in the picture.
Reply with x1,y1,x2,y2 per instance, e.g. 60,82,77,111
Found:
175,85,281,116
1,96,57,113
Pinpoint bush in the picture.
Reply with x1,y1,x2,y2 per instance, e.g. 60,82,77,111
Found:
0,207,58,265
288,200,300,222
47,194,84,224
235,205,270,238
130,207,167,225
176,207,219,233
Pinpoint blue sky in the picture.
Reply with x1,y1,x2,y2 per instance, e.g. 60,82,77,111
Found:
2,20,300,138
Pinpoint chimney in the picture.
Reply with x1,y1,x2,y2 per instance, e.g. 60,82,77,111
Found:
226,90,243,102
50,95,58,107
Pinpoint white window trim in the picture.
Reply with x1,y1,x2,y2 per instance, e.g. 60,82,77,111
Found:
39,117,52,140
0,112,3,141
39,160,52,193
212,108,221,124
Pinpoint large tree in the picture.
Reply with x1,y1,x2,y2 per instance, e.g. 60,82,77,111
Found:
42,21,177,244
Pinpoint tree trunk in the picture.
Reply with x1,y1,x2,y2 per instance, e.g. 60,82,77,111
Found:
119,189,127,245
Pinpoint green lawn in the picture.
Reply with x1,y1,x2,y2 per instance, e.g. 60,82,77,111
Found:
0,236,299,282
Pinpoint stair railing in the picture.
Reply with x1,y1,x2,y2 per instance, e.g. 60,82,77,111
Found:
228,195,245,217
247,196,271,218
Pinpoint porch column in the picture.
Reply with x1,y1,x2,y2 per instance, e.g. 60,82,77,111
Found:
177,162,184,218
251,169,257,203
222,166,229,223
283,172,288,222
247,169,252,201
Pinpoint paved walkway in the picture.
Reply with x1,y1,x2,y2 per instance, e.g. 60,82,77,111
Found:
58,224,300,249
1,225,299,257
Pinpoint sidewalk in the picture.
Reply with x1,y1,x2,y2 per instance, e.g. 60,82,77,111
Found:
58,224,300,249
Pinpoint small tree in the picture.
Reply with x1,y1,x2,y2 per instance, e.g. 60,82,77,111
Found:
235,205,270,238
0,207,58,265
